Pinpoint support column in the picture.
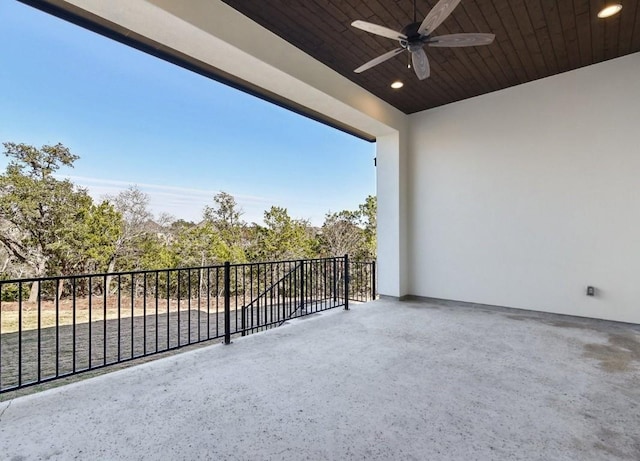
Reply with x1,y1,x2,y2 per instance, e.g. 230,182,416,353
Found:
376,130,409,298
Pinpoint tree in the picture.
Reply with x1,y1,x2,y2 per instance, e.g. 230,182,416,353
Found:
319,210,364,257
45,191,94,276
202,191,248,263
171,222,222,267
357,195,377,260
166,221,247,297
43,198,123,298
0,142,95,300
252,206,316,261
318,196,376,260
103,186,153,288
76,201,122,272
1,142,78,180
203,191,244,247
138,233,178,271
0,141,377,299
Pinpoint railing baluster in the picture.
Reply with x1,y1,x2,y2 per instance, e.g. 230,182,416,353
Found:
72,277,77,372
299,260,305,316
281,269,286,323
344,255,349,310
324,259,328,309
0,285,3,390
88,277,92,370
177,270,181,347
155,271,159,353
187,269,191,344
131,273,135,358
143,274,147,355
333,258,338,306
197,268,201,342
56,281,60,376
37,280,41,382
234,265,238,334
314,260,318,312
18,281,22,387
166,271,170,350
215,267,219,338
256,264,260,331
206,267,210,340
312,261,316,310
288,263,293,318
263,263,268,326
269,262,273,325
241,267,246,337
187,269,191,345
117,274,121,361
103,274,107,366
224,262,231,345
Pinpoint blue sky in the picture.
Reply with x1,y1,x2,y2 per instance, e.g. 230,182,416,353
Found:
0,1,375,225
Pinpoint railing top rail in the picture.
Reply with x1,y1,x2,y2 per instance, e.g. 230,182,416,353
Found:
0,256,369,285
236,256,347,265
0,264,221,285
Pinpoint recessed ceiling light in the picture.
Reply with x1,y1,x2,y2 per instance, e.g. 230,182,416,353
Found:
391,81,404,89
597,3,622,18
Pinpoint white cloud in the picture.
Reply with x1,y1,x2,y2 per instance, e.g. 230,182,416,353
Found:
55,174,328,225
63,175,272,203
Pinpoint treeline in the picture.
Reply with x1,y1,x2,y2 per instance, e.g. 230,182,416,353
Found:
0,142,376,299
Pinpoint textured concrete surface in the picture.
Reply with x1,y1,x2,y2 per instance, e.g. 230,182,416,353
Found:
1,298,639,460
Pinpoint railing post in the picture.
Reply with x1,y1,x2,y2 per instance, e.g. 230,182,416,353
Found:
371,260,376,301
344,254,349,310
299,260,305,314
224,261,231,345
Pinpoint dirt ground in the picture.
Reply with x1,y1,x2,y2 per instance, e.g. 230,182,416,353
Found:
0,296,234,333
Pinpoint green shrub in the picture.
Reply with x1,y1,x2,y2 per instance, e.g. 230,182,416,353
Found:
0,276,31,302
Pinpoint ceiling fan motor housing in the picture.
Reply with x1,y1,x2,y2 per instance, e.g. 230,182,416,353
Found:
400,22,429,51
402,21,424,40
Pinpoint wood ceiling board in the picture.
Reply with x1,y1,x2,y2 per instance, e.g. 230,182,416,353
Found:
634,3,640,50
540,0,570,73
617,1,637,55
221,0,640,114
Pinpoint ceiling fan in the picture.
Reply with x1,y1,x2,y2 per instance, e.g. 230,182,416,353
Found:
351,0,495,80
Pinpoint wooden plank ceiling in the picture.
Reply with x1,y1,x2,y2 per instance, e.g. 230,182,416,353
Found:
220,0,640,114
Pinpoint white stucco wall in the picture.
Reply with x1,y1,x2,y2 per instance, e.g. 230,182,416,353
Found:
408,52,640,323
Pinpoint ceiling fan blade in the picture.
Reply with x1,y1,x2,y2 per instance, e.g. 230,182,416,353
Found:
411,48,430,80
418,0,461,36
351,20,407,41
428,33,496,47
354,48,404,73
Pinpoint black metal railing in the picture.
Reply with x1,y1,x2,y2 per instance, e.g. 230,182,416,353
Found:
349,260,377,302
0,255,376,393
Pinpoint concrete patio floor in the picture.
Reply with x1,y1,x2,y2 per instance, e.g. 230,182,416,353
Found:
1,298,639,460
